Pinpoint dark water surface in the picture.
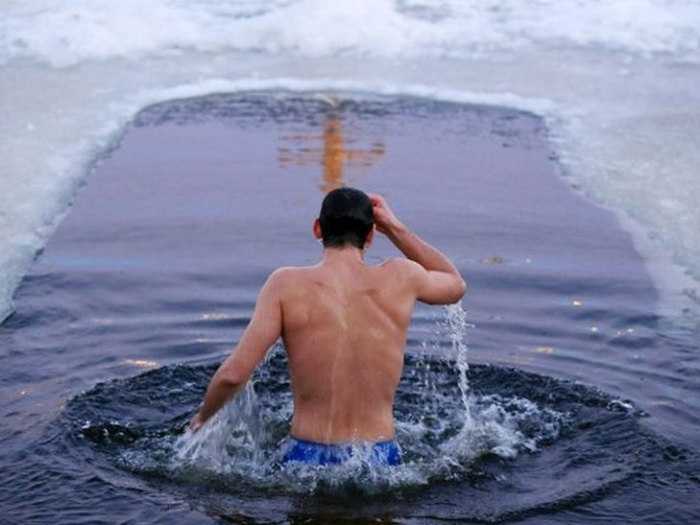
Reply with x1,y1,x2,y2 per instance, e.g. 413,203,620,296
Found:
1,95,698,523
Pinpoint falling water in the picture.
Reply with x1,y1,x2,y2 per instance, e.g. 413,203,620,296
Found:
446,302,472,426
173,382,269,473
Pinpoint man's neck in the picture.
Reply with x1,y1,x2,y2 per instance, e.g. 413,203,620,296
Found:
321,246,365,266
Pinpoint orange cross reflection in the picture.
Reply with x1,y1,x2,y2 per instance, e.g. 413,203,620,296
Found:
278,98,385,193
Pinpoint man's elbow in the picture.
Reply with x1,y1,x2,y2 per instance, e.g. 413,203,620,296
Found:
431,277,467,305
458,277,467,298
213,366,248,393
420,274,467,305
220,374,245,391
449,277,467,304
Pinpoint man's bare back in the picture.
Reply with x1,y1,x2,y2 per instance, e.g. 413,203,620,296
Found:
276,254,418,443
189,189,466,453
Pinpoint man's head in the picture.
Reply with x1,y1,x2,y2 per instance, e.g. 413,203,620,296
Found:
317,187,374,249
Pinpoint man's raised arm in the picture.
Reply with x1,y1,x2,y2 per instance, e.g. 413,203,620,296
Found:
370,194,466,305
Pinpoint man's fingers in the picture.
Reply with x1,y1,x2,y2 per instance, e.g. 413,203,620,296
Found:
369,193,386,205
370,195,388,216
188,414,203,433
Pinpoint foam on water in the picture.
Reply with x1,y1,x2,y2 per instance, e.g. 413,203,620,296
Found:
1,0,700,325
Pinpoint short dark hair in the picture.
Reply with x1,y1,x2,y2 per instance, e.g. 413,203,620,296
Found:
319,187,374,249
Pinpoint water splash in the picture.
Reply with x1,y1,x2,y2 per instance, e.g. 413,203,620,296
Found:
80,300,571,494
445,302,472,425
67,356,589,500
438,301,477,461
173,383,271,474
437,302,560,462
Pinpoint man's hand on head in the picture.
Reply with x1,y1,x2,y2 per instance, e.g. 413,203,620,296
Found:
369,193,405,236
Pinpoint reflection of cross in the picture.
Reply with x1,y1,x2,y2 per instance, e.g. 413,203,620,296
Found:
278,98,385,193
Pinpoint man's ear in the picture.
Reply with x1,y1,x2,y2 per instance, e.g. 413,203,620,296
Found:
364,225,376,248
313,219,323,241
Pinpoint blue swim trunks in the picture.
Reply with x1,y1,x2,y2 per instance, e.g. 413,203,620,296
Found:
282,436,402,466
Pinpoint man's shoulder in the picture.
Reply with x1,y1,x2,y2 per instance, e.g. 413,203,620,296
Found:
375,258,425,287
263,266,320,304
377,257,423,275
267,265,316,286
271,264,317,275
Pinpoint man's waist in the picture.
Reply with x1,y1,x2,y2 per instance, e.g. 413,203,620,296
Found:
283,435,402,466
289,417,395,444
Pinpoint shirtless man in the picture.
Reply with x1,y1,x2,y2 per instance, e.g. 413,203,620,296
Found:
188,188,466,465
